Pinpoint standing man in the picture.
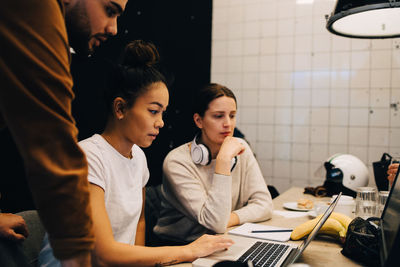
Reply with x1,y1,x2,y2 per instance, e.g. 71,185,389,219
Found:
0,0,128,266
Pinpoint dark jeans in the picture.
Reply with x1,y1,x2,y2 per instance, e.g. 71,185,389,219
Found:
0,210,45,267
0,238,30,267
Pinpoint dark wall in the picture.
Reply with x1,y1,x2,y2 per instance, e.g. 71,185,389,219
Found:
0,0,212,212
72,0,213,186
0,129,35,212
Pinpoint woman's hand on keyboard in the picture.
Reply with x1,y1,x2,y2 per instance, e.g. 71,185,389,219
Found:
185,234,234,261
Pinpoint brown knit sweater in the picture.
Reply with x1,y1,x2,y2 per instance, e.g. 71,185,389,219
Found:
0,0,94,260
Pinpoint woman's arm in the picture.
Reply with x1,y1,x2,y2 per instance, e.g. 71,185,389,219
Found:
163,138,245,233
215,137,245,176
216,137,246,228
163,156,232,233
231,143,273,224
135,188,146,246
89,184,233,267
227,213,240,228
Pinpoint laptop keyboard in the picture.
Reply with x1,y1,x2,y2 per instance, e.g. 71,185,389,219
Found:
237,241,290,267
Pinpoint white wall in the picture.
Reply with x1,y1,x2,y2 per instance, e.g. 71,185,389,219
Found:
211,0,400,193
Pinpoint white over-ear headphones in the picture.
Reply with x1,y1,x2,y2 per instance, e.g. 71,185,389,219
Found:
190,134,237,171
191,135,211,165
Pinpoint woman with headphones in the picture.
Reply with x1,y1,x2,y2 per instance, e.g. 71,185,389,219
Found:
154,83,273,244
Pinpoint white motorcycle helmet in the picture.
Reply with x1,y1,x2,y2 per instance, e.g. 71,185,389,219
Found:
323,154,369,197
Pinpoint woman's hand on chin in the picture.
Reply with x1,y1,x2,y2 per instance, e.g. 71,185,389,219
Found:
218,136,245,160
215,137,245,175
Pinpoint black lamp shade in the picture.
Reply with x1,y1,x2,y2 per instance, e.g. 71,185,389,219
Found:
326,0,400,38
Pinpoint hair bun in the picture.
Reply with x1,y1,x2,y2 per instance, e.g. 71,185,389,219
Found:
122,40,159,68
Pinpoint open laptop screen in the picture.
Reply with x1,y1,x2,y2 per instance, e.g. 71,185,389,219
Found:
380,166,400,266
289,192,342,264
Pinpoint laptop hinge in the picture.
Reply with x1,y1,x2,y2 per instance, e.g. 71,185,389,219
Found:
280,248,297,267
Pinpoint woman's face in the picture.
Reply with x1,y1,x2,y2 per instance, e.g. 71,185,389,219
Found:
194,96,237,147
120,82,169,148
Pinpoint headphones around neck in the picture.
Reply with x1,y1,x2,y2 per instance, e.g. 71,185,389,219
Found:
190,135,237,171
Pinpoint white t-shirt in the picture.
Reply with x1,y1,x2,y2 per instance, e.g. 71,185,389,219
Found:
79,134,149,245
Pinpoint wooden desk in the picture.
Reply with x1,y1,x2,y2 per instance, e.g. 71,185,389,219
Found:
173,187,361,267
266,187,361,267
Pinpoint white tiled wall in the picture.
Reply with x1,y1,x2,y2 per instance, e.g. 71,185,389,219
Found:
211,0,400,193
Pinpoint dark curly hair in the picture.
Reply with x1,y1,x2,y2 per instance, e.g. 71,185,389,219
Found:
105,40,167,117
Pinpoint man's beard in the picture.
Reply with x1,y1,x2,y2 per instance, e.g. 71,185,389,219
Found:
65,1,92,57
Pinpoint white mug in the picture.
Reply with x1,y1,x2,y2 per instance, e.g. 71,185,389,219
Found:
331,195,355,218
314,201,330,216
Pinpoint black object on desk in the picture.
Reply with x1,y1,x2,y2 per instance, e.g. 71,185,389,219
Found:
373,153,391,191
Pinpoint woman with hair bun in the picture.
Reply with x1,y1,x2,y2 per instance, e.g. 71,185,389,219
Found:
39,41,233,266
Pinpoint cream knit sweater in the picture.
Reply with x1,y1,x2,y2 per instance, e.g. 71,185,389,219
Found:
154,138,273,243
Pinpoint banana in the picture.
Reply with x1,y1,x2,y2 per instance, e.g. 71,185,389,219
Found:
291,217,346,241
318,218,346,239
329,212,352,231
290,218,320,240
315,212,352,231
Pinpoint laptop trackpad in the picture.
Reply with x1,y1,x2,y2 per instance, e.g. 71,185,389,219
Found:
208,242,251,260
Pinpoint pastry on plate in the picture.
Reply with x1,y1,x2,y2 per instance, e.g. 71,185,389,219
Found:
297,198,314,209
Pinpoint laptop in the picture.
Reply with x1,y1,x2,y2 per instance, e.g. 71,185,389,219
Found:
193,192,342,267
379,166,400,267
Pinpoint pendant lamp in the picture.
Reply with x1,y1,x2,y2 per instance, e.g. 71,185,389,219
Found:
326,0,400,38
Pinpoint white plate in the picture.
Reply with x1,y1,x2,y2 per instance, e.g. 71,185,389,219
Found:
283,202,313,212
308,210,317,218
